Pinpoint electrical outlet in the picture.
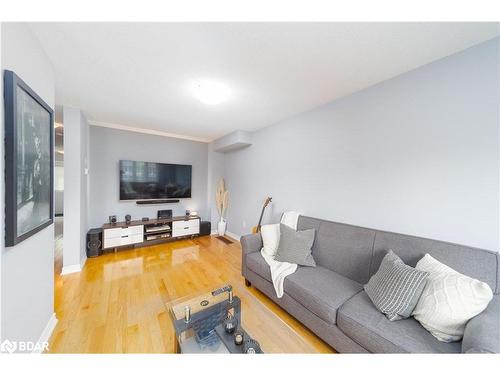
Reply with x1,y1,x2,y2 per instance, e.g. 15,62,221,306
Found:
242,220,246,228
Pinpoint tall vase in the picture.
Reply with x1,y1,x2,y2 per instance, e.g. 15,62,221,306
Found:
217,218,227,236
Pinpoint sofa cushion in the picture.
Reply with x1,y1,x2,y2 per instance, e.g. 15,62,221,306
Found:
337,291,461,353
283,266,363,325
371,231,500,294
462,296,500,353
246,252,272,282
298,216,376,284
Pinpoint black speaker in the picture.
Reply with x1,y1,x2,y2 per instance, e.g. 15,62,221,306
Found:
200,221,211,236
137,199,180,205
86,228,103,258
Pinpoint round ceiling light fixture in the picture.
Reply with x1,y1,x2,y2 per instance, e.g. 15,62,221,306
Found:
191,80,231,105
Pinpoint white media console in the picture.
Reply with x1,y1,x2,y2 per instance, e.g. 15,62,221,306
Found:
102,216,200,250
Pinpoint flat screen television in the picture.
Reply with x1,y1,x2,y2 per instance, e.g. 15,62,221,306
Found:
119,160,192,200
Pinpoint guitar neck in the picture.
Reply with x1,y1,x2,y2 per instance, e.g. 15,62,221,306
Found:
254,198,271,232
257,209,265,228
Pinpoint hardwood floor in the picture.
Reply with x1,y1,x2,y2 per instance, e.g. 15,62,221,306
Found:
48,234,334,353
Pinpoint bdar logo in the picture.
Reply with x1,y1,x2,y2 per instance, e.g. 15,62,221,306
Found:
0,339,17,353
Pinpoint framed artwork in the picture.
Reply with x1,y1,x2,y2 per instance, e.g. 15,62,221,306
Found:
4,70,54,246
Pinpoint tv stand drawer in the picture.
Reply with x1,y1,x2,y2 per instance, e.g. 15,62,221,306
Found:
104,237,122,248
104,227,123,240
172,219,199,237
172,219,199,230
103,225,144,248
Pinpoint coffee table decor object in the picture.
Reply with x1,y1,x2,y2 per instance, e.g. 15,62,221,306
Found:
168,284,263,353
234,330,244,345
224,314,238,334
243,338,262,354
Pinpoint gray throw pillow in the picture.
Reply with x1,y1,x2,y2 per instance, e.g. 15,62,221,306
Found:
274,224,316,267
364,250,429,321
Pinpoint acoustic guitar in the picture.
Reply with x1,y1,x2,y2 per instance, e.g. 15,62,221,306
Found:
251,197,272,234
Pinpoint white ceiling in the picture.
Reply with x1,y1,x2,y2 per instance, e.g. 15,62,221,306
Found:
29,22,499,142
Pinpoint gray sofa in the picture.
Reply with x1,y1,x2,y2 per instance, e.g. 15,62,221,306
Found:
240,215,500,353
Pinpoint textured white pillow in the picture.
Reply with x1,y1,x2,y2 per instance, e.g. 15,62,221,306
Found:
261,224,280,257
412,254,493,342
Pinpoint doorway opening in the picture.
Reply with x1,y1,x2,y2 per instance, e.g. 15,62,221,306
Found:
54,122,64,275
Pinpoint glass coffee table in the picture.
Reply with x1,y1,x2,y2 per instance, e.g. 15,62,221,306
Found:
168,285,263,354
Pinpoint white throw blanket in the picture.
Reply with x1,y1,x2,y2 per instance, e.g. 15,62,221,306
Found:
260,211,301,298
280,211,300,230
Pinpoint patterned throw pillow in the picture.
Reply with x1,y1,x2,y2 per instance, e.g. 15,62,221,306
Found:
412,254,493,342
365,251,429,321
274,224,316,267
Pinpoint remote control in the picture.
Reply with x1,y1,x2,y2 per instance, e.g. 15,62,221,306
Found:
211,285,232,296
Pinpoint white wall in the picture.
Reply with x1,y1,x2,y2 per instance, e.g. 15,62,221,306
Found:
1,23,56,344
63,107,89,271
88,126,209,228
224,38,500,251
207,142,225,230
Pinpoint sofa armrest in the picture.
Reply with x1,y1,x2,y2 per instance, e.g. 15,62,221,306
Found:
240,233,263,278
462,295,500,353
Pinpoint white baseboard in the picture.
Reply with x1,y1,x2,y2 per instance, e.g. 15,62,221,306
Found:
226,231,241,241
61,263,81,275
33,313,58,353
61,254,87,275
210,230,241,241
80,255,87,269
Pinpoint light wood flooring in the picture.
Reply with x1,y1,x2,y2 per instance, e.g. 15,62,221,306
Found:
48,233,334,353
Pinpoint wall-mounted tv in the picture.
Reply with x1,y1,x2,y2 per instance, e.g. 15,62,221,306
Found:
119,160,192,200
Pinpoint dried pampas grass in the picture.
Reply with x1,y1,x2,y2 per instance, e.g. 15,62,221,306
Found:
216,178,229,218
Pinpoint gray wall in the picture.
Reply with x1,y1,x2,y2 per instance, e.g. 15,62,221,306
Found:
63,107,89,269
1,23,55,343
88,126,209,228
207,142,226,230
224,38,500,251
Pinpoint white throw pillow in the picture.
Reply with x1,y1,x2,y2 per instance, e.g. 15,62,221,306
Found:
412,254,493,342
260,224,280,257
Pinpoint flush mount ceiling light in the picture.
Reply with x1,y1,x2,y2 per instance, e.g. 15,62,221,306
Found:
191,80,231,105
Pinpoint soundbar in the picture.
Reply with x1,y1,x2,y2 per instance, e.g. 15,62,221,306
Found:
136,199,180,205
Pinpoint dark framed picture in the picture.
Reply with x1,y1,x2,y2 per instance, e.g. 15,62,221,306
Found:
4,70,54,246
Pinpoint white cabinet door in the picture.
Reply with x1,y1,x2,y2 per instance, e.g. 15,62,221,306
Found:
129,234,144,245
104,227,123,241
104,228,123,248
104,237,122,248
128,225,144,236
103,225,144,248
172,219,200,237
119,234,132,246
